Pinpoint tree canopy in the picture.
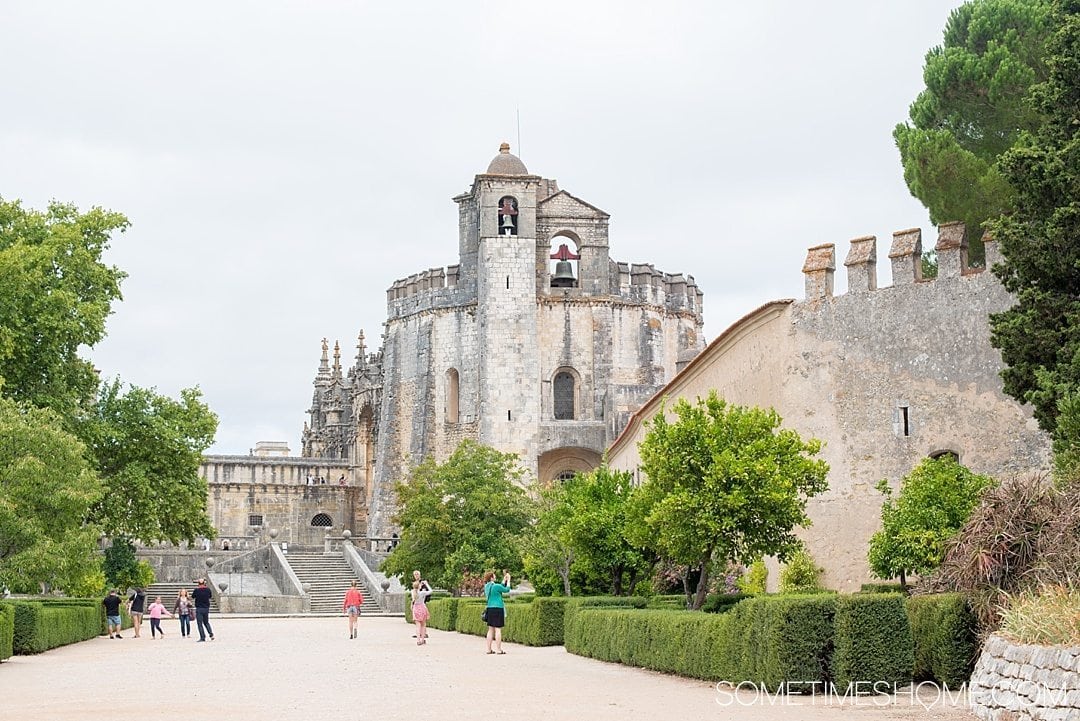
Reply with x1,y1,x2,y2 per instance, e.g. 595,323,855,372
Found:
894,0,1053,263
381,440,533,592
632,392,828,609
868,455,995,586
0,398,102,592
988,0,1080,443
0,198,127,419
80,380,218,545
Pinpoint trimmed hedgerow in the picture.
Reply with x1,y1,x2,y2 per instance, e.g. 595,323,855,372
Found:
0,603,13,661
907,593,977,686
702,593,755,614
860,583,905,594
9,601,102,654
833,594,913,692
565,595,836,687
424,598,460,630
646,595,688,610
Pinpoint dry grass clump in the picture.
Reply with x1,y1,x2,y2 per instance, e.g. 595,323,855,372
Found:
920,474,1080,631
998,586,1080,646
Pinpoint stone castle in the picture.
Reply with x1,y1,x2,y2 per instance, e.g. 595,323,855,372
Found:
201,144,705,541
199,147,1050,588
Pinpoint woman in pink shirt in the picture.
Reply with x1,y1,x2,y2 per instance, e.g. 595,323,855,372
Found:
147,596,173,639
342,581,363,639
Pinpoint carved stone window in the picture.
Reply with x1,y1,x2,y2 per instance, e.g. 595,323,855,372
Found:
446,368,460,423
554,372,575,420
248,514,263,527
554,470,577,483
311,513,333,527
498,196,518,236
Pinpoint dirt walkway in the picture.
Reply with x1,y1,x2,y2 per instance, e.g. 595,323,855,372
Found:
0,616,977,720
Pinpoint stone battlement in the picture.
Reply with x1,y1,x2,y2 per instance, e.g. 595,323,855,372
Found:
802,221,996,301
613,261,703,315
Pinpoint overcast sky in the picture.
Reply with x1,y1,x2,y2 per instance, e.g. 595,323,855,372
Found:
2,1,964,454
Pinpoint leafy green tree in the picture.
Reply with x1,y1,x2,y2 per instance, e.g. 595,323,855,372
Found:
737,559,768,594
0,198,127,418
0,398,102,593
80,380,218,545
989,0,1080,443
560,464,652,596
520,480,575,595
381,440,533,592
102,537,155,592
894,0,1053,263
868,455,995,587
779,547,824,594
633,392,829,610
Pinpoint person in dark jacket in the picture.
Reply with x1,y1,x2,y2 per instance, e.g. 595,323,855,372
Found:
192,578,215,642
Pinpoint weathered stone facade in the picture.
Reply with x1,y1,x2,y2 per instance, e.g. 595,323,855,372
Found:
969,634,1080,720
202,144,705,539
606,222,1051,590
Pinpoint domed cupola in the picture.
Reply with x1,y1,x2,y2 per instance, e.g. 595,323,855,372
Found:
485,142,528,175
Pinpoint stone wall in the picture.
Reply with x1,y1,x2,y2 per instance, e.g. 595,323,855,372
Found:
969,634,1080,720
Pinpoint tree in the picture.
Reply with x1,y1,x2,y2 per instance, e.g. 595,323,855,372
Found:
868,455,994,587
633,392,829,610
102,537,156,592
560,464,652,596
80,380,218,545
894,0,1053,263
0,198,128,419
0,398,102,593
989,0,1080,444
520,481,575,596
381,440,533,592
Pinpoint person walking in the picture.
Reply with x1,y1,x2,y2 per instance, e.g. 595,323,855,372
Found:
172,589,193,638
147,596,172,639
342,580,363,639
127,587,147,638
410,570,432,645
483,569,511,655
192,578,215,642
102,589,123,639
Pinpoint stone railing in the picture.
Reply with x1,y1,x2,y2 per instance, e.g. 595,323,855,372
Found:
969,634,1080,720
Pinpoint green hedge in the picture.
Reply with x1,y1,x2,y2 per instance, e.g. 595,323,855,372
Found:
0,603,13,662
860,583,906,594
6,600,103,654
907,593,977,686
833,594,913,692
702,593,755,614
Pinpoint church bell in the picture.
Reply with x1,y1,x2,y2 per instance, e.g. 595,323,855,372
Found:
551,260,577,288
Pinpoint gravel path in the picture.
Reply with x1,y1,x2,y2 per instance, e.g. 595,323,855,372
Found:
0,616,977,720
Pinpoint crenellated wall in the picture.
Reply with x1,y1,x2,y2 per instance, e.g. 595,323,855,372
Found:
608,222,1050,590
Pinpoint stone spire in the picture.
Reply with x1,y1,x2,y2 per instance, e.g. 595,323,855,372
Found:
332,340,342,379
356,329,367,366
315,338,332,385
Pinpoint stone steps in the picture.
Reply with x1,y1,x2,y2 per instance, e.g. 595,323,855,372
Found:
142,582,219,613
285,553,381,614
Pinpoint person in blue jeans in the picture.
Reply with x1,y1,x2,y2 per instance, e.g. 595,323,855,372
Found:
192,578,215,641
173,588,194,638
483,570,511,654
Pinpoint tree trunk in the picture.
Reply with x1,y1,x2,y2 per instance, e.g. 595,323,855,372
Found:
612,565,624,596
691,551,713,610
682,568,693,609
899,569,907,592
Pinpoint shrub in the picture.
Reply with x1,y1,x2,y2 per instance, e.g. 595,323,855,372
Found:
999,586,1080,647
0,603,13,661
645,595,688,610
860,583,905,594
779,548,824,594
8,600,102,654
833,594,913,692
701,593,754,614
738,560,768,594
425,598,459,631
907,593,977,686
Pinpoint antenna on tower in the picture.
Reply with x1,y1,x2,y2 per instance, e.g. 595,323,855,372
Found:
516,107,522,159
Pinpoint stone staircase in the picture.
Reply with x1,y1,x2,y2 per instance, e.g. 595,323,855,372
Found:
284,552,381,614
142,582,219,613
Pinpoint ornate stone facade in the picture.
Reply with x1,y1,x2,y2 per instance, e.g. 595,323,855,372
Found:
203,145,706,539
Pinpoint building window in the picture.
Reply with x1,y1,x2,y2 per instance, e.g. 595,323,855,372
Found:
446,368,460,423
929,449,960,462
894,402,911,437
498,196,518,235
554,470,577,483
248,514,264,527
554,372,575,420
311,513,333,527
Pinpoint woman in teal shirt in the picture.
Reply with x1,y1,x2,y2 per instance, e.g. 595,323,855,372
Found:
483,570,511,654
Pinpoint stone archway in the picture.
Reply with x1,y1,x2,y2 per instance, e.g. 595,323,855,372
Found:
537,447,602,485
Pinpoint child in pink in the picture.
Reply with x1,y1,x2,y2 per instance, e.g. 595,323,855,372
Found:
148,596,173,639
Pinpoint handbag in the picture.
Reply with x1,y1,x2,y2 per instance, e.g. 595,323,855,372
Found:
481,608,489,623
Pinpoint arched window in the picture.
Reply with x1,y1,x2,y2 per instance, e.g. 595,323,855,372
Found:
446,368,460,423
929,449,960,462
554,470,577,483
498,196,518,236
554,372,575,420
311,513,333,527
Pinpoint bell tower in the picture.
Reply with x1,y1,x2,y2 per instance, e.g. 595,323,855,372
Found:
469,143,542,472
